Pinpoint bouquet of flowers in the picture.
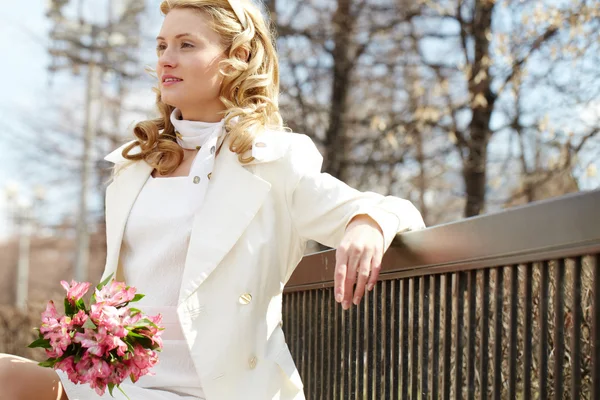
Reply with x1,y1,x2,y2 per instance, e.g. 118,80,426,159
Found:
28,273,165,399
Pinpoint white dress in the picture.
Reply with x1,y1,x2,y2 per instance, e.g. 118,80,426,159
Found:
57,114,224,400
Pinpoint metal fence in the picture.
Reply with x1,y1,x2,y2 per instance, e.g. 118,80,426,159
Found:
282,190,600,399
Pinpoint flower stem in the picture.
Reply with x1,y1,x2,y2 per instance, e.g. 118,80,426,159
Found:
117,385,131,400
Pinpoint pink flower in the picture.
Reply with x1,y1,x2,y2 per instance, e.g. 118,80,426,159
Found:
124,344,159,383
75,353,112,395
40,301,61,335
89,304,129,337
73,326,109,357
94,281,137,307
55,356,76,379
60,280,91,306
71,310,88,327
135,313,164,348
43,314,73,358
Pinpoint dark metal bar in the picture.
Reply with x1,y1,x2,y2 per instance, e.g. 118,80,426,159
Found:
375,283,382,399
326,290,333,400
509,265,518,400
392,280,400,400
334,291,342,400
480,268,490,400
349,296,356,399
593,254,600,400
466,270,476,400
367,284,374,400
411,277,420,400
384,280,392,400
523,264,533,400
300,291,307,390
493,267,504,400
343,293,350,400
358,287,365,400
538,261,549,400
310,290,317,399
432,275,441,400
554,259,565,399
442,274,452,400
571,257,583,400
421,276,430,399
318,290,325,399
454,272,465,400
401,278,409,399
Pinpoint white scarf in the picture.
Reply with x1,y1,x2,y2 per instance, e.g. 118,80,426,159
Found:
169,108,225,151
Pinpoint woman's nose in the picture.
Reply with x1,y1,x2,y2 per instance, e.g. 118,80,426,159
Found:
158,50,178,69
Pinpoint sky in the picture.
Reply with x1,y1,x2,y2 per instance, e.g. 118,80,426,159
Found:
0,1,162,241
0,0,50,240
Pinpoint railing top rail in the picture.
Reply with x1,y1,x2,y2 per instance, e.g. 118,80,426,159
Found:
285,189,600,292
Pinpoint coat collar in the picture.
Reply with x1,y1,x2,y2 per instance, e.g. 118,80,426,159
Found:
101,131,288,305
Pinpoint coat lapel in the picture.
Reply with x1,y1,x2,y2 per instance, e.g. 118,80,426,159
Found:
102,159,153,283
177,144,272,304
101,139,273,304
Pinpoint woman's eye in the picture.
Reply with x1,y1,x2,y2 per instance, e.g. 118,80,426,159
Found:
156,44,166,52
182,42,194,48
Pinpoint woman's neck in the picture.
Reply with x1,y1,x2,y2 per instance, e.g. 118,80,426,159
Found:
178,101,227,122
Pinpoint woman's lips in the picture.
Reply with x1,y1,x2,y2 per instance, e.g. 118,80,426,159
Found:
162,79,183,87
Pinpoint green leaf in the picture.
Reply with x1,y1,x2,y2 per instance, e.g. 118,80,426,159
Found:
96,273,114,291
126,331,146,339
37,359,58,368
83,318,97,329
27,337,52,349
130,294,145,303
108,382,115,397
75,298,87,311
74,350,83,363
128,307,141,317
63,298,76,316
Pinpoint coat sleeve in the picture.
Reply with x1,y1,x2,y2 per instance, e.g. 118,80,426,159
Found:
286,134,426,252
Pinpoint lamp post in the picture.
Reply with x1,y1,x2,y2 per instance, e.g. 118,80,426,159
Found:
3,183,46,312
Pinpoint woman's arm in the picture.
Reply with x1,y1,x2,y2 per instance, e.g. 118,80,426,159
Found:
287,134,425,252
286,134,426,308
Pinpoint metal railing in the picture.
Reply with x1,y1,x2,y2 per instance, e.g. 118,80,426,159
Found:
282,189,600,399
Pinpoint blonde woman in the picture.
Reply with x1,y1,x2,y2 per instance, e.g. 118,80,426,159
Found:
0,0,425,399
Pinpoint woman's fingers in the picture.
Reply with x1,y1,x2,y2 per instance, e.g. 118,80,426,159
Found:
352,247,374,306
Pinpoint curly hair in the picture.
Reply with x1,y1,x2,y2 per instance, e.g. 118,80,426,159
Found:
119,0,283,176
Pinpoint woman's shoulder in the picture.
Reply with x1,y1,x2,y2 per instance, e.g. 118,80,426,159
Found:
102,130,321,166
104,139,139,165
247,129,320,166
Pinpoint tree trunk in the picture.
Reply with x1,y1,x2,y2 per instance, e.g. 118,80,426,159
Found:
324,0,355,182
464,0,496,217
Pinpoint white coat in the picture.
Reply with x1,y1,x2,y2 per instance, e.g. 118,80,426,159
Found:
101,130,425,400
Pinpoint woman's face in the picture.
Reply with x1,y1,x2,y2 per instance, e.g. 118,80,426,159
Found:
156,8,227,121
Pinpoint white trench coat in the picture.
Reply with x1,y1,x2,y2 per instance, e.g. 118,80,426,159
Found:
101,130,425,400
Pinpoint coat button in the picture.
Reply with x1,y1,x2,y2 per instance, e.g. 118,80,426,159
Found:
210,145,216,154
279,320,283,328
196,145,201,150
193,176,201,184
248,355,258,369
238,293,252,305
207,172,212,180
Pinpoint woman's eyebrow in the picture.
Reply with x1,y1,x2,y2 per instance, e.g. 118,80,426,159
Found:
156,33,194,41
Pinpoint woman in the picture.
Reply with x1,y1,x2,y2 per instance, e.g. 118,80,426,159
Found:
0,0,425,399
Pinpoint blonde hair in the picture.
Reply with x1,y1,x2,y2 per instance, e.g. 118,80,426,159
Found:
120,0,283,175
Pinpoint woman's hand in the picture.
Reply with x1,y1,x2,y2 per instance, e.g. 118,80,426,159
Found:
335,214,384,310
